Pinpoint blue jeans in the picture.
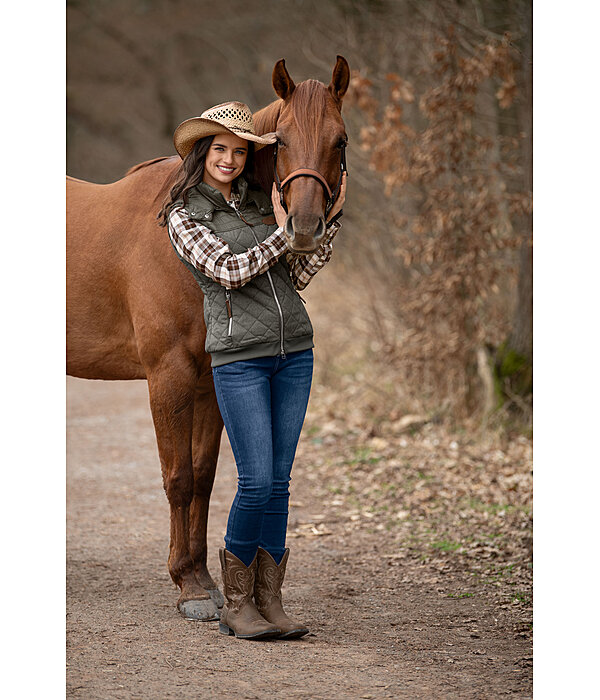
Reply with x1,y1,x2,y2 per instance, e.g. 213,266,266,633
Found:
212,349,314,567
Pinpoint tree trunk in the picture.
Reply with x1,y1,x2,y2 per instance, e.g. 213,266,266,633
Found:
495,0,533,410
509,0,533,361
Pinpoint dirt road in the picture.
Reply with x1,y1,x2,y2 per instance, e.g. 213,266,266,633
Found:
67,377,531,699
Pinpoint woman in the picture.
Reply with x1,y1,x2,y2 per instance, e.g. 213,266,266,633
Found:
158,102,345,640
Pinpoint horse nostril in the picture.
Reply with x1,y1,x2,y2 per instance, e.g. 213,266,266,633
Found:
287,214,325,252
285,214,294,238
315,217,326,241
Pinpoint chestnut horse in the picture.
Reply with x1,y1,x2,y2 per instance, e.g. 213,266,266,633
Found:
67,56,350,621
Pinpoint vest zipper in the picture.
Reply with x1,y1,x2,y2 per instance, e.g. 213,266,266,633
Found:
250,229,286,359
231,204,286,358
224,289,233,337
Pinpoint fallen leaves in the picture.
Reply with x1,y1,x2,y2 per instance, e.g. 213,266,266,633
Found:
288,522,333,538
294,409,532,626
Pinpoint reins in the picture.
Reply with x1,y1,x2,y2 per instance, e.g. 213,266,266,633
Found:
273,140,348,219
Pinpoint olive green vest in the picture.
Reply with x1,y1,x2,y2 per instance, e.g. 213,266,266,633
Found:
170,178,314,367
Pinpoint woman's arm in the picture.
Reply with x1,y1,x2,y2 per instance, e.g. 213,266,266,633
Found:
285,220,342,291
168,207,288,290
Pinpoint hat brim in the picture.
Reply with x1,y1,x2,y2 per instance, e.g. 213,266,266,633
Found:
174,117,277,158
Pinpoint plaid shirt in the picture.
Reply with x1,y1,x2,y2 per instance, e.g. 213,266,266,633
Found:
167,198,340,291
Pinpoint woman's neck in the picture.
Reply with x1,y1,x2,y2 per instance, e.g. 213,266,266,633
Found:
202,174,232,201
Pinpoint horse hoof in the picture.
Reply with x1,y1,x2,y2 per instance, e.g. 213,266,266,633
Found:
207,587,224,609
177,598,219,621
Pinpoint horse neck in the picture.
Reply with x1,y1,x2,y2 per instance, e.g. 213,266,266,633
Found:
252,100,282,194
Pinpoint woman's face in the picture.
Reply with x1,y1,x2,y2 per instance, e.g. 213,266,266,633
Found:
203,132,249,193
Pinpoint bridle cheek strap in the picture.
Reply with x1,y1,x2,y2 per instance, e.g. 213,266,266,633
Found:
273,141,347,218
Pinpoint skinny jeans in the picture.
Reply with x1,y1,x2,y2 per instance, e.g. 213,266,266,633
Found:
211,349,314,567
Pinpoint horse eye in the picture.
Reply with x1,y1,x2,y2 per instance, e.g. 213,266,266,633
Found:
337,137,348,149
276,136,286,147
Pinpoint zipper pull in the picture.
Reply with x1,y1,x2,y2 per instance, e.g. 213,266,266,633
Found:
225,289,233,337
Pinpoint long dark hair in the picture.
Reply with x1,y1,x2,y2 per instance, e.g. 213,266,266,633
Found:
157,135,255,227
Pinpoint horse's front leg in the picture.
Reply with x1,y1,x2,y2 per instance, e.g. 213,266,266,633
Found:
188,376,225,612
147,366,219,621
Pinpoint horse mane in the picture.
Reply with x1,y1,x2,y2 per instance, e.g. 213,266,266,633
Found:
125,156,175,177
122,155,181,210
253,100,282,194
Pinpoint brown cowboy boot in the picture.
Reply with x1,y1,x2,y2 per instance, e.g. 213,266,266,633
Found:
218,548,281,639
254,547,309,639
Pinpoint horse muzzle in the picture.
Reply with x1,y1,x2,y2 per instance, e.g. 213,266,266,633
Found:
284,213,326,254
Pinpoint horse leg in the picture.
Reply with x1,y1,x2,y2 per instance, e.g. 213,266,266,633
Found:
147,367,219,621
186,375,225,616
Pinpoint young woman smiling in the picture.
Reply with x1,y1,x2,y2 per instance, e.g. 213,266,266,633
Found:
158,102,345,640
202,132,249,194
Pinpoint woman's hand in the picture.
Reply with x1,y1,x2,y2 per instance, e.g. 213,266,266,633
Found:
271,183,288,229
326,171,347,223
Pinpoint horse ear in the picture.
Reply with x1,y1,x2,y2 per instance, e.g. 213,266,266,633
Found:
272,59,296,100
328,55,350,106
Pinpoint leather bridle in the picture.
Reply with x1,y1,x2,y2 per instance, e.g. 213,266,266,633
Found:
273,139,348,220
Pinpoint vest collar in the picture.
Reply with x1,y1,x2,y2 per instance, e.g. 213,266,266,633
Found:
193,180,241,211
189,177,272,217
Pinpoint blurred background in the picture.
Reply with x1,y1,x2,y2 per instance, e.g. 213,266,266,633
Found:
67,0,532,434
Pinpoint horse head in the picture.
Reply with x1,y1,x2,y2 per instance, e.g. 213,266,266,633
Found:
254,56,350,254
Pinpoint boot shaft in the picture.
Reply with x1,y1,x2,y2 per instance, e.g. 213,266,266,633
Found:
219,547,258,615
254,547,309,639
254,547,289,609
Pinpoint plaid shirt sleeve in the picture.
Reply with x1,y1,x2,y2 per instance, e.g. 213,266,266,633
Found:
167,206,288,290
285,220,341,291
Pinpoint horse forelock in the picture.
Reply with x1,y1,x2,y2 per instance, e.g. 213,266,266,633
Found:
289,80,329,153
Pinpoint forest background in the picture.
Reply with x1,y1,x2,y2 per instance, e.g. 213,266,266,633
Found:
66,0,533,428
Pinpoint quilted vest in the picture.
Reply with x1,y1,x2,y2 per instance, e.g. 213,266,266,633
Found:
170,177,314,367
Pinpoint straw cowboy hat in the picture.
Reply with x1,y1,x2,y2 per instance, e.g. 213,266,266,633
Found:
174,101,277,159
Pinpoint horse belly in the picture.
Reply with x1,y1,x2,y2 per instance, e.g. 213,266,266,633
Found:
67,317,145,380
67,274,146,380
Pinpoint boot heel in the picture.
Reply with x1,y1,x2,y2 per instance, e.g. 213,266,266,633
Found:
219,622,234,636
